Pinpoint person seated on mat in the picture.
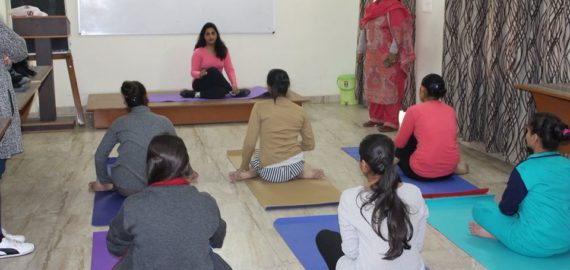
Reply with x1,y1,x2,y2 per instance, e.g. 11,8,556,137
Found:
316,134,428,270
107,134,231,269
470,112,570,257
229,69,324,182
183,22,249,99
393,73,468,181
89,81,176,196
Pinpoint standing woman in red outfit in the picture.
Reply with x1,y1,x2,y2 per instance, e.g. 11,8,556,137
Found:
358,0,415,132
185,22,249,99
393,74,468,180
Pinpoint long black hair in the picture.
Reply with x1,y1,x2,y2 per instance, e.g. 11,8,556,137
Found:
146,134,193,185
194,22,228,60
358,134,413,260
266,69,290,103
528,112,570,151
121,81,148,108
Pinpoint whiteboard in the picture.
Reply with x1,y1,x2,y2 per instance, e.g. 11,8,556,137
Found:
78,0,275,35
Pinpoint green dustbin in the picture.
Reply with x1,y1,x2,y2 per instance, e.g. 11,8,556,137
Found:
337,74,357,105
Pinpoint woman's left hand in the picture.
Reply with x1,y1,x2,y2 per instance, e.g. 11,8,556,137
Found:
384,53,399,68
231,85,239,94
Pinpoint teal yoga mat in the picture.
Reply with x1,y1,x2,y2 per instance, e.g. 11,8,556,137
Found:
427,195,570,270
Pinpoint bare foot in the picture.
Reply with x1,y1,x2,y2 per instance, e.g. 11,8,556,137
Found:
88,181,114,192
469,221,495,239
229,170,258,182
298,169,325,179
455,163,470,175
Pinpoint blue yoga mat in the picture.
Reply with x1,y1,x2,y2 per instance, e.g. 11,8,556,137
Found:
91,231,119,270
91,157,125,226
274,215,339,270
341,147,488,198
92,191,125,226
427,195,570,270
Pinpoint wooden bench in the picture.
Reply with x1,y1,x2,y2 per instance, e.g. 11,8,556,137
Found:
15,65,52,122
86,90,309,129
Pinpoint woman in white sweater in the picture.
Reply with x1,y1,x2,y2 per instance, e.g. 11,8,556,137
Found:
316,134,428,270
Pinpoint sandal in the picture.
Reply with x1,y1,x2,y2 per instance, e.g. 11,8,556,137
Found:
363,121,383,127
377,126,398,132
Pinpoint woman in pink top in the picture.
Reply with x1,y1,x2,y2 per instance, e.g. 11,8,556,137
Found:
184,22,249,99
393,74,468,180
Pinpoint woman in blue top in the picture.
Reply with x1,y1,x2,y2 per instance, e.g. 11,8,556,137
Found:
470,112,570,257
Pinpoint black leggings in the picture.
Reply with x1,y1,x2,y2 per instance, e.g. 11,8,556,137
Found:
316,230,344,270
192,67,232,99
395,134,452,181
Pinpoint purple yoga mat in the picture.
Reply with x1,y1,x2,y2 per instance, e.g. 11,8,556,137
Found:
91,231,119,270
148,86,268,102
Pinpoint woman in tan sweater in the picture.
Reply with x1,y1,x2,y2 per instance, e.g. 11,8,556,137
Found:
229,69,324,182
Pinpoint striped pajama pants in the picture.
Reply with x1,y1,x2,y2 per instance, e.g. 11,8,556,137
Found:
250,158,305,183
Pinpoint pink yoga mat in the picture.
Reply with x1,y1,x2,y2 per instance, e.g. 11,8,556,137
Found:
148,86,268,102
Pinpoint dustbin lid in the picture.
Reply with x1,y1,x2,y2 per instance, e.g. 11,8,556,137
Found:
337,74,356,90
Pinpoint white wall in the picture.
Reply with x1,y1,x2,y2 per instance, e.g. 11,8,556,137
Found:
413,0,446,98
33,0,447,110
47,0,360,109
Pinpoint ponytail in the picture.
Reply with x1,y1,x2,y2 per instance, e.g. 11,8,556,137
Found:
358,134,413,260
529,112,570,151
266,69,290,103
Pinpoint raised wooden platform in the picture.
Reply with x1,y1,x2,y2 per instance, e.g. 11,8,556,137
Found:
86,90,309,129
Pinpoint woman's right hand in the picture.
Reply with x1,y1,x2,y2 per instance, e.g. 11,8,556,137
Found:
357,53,363,63
200,69,208,78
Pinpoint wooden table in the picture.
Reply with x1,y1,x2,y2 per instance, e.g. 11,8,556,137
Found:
515,83,570,153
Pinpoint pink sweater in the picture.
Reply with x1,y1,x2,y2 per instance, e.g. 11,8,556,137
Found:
191,47,237,87
394,100,460,178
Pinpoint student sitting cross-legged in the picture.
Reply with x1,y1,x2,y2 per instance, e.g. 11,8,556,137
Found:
470,112,570,257
393,74,468,181
316,134,428,270
229,69,324,183
107,134,231,269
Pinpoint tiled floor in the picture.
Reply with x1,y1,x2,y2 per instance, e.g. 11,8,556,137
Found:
0,103,513,269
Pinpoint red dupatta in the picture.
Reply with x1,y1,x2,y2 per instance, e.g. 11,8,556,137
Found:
360,0,411,27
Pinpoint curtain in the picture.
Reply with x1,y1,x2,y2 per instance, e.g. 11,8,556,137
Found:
355,0,417,110
442,0,570,162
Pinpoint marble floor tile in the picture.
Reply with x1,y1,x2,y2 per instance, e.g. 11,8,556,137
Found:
0,103,517,269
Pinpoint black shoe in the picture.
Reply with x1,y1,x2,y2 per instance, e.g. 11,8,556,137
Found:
180,89,196,98
234,89,250,98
